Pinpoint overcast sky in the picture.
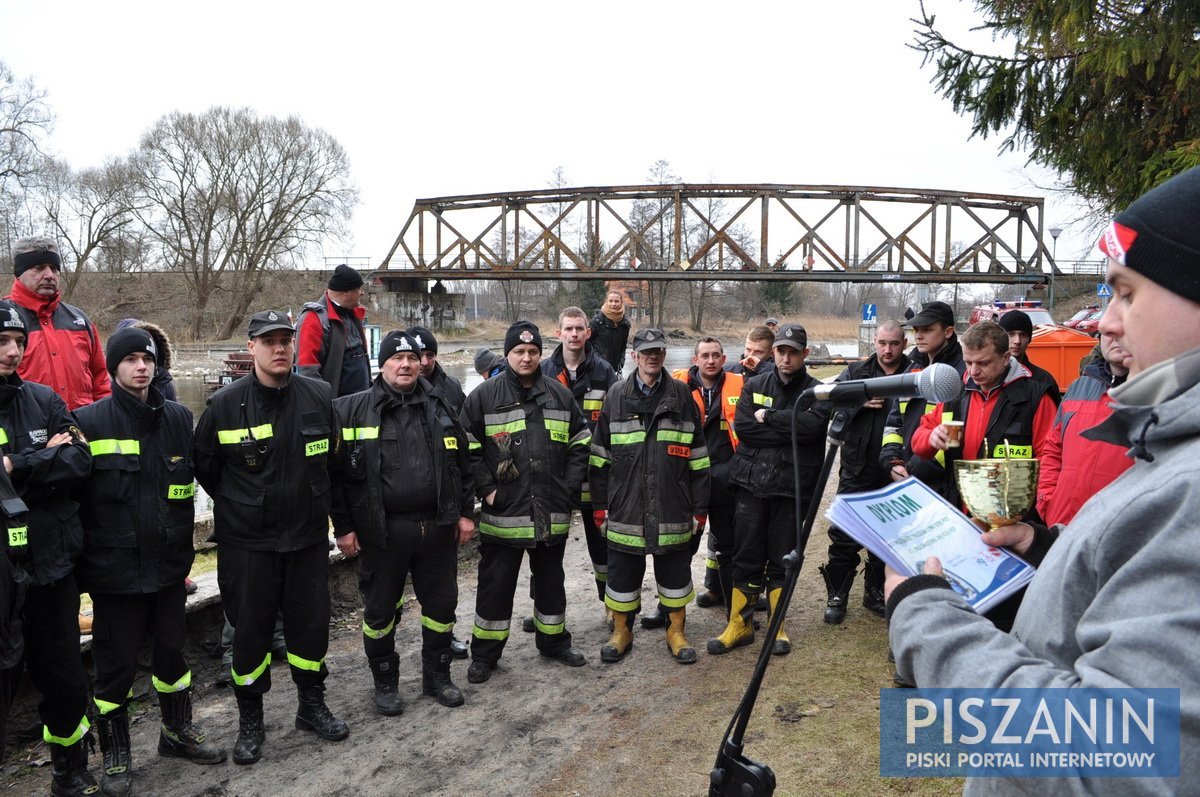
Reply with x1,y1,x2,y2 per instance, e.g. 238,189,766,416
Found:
0,0,1097,264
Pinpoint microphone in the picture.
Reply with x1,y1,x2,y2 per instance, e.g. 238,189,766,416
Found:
810,361,963,404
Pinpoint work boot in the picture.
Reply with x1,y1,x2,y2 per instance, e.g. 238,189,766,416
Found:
766,588,791,656
819,564,850,625
49,735,99,797
706,588,756,655
467,659,496,684
422,650,465,708
863,557,886,617
755,593,768,612
233,692,265,765
695,589,724,608
600,610,633,662
96,708,131,797
295,685,349,741
158,688,227,764
368,655,404,716
521,615,535,633
449,637,469,659
863,585,886,617
665,608,697,664
604,606,615,631
640,604,666,629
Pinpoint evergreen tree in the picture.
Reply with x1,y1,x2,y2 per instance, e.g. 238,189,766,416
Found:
913,0,1200,214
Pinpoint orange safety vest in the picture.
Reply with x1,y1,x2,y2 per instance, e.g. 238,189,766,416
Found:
673,368,741,450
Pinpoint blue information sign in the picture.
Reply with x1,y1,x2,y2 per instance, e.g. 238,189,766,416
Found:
862,303,877,322
1096,284,1112,297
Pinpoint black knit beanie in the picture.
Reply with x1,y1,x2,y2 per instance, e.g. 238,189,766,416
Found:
378,330,422,369
13,248,62,278
997,310,1033,336
406,325,437,355
0,301,26,334
328,264,364,292
105,327,157,375
1099,166,1200,304
503,321,542,356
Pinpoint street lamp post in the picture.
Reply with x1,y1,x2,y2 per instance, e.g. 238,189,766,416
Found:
1048,226,1063,310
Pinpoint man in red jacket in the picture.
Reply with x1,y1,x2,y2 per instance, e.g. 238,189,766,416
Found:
6,236,109,410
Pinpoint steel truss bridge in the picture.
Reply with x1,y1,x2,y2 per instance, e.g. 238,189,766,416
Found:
379,184,1059,285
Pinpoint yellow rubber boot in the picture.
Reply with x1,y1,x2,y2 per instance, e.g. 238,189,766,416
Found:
767,588,791,656
706,588,756,655
601,610,633,662
665,609,697,664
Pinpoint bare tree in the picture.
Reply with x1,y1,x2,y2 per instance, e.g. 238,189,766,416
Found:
31,158,138,301
0,62,52,192
131,107,357,339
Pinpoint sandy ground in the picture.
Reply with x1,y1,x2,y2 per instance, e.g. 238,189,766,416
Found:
4,515,799,797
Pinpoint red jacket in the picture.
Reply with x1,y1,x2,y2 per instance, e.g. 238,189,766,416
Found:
1036,360,1133,526
6,279,110,410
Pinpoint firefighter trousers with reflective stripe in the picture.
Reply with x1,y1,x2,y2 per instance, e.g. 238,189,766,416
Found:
18,574,89,744
217,542,330,696
580,506,607,602
91,583,189,710
471,540,571,665
701,501,736,593
605,547,694,614
358,517,458,660
731,491,800,592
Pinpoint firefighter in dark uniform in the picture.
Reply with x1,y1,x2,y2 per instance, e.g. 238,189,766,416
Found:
332,330,476,714
461,321,590,684
0,300,95,794
406,325,467,416
672,337,742,614
539,307,617,610
818,320,910,624
590,328,711,664
75,328,226,795
878,300,966,493
708,323,830,657
194,310,347,766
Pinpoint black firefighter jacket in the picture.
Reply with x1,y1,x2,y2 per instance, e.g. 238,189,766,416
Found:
833,351,910,494
878,338,966,495
730,367,830,500
74,385,195,594
0,374,91,586
461,369,590,547
330,376,474,546
589,375,711,556
194,373,337,552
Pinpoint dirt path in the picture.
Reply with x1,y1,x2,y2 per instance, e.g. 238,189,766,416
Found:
4,476,957,797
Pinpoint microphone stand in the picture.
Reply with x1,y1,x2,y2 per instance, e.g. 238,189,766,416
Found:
709,384,866,797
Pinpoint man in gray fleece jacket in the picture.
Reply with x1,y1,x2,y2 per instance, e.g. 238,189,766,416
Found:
886,165,1200,796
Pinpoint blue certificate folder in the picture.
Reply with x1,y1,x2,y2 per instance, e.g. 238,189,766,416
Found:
825,477,1035,614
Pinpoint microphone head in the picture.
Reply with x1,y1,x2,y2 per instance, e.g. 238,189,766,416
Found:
916,362,964,403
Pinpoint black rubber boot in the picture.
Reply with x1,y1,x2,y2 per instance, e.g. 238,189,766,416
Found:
422,650,465,708
233,692,265,765
467,659,496,684
50,735,100,797
449,637,469,660
819,564,852,625
96,708,131,797
158,688,227,765
640,604,667,629
862,556,886,617
295,685,349,741
368,655,405,716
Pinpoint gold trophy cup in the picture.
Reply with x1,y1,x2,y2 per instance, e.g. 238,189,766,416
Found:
953,457,1040,528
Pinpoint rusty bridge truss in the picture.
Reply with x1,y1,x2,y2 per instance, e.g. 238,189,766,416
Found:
380,184,1059,284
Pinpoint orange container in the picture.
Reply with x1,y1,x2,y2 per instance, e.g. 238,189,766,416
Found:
1027,326,1098,390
